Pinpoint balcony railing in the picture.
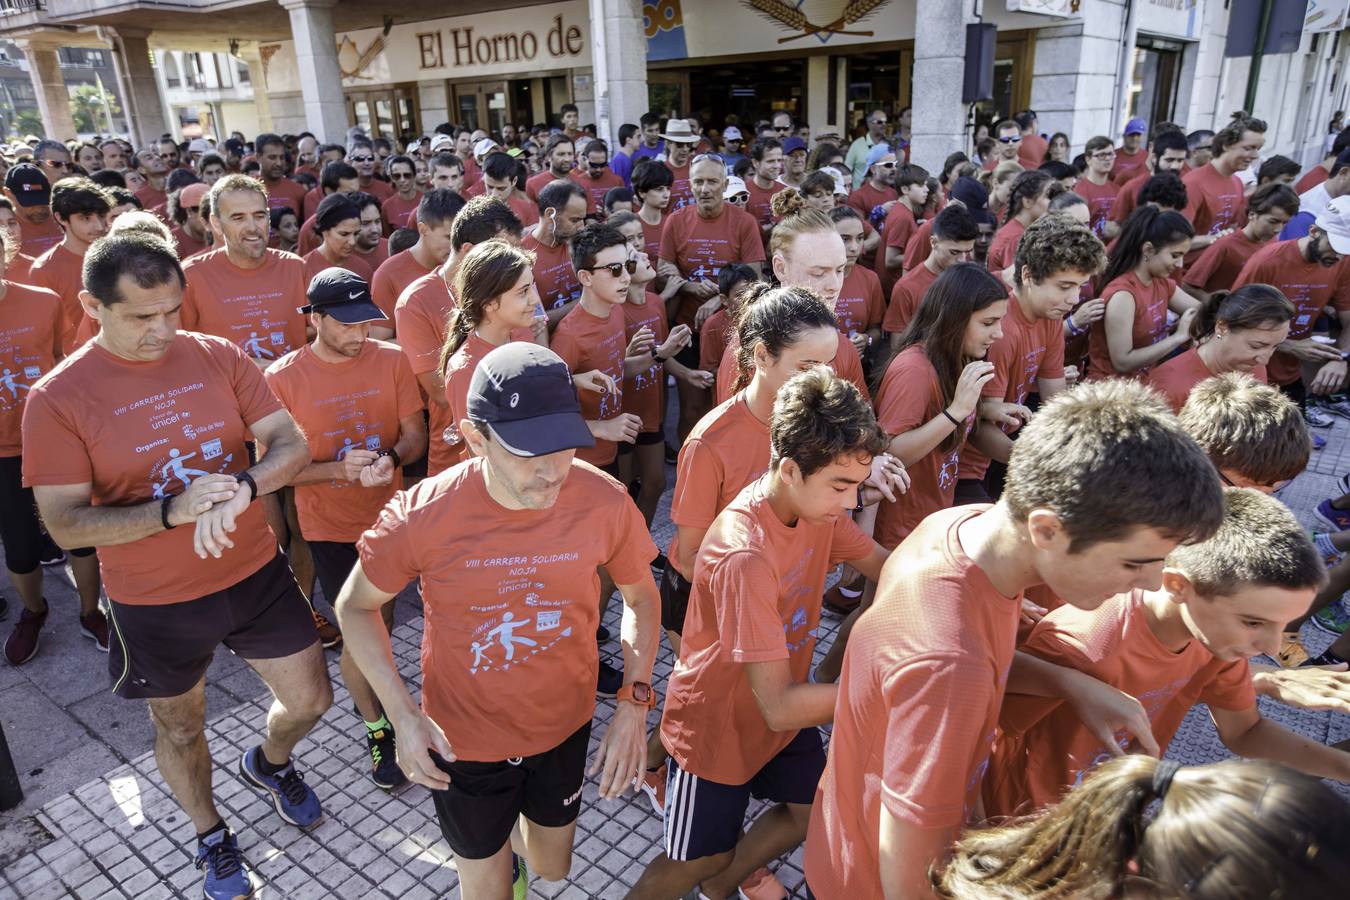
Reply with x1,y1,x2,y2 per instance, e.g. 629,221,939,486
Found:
0,0,44,15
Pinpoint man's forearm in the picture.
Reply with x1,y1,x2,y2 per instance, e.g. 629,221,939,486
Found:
394,423,428,466
619,581,660,687
336,594,420,721
289,460,351,486
45,496,167,549
248,431,310,495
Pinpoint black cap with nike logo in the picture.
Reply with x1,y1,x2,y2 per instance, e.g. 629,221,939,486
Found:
298,267,387,324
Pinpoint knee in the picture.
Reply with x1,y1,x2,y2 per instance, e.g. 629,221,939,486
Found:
299,677,334,721
149,708,205,748
531,849,574,883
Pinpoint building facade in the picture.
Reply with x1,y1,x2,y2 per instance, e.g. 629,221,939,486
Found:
0,0,1347,170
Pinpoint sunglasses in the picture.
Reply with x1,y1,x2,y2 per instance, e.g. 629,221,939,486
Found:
588,159,608,168
997,135,1022,144
582,259,638,277
349,155,374,163
692,153,724,165
40,159,68,169
1091,151,1116,160
876,161,896,169
390,172,415,180
728,193,749,203
775,127,791,133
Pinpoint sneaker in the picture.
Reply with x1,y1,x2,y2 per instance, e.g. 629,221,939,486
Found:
665,442,679,465
312,610,342,650
1306,405,1335,429
1324,396,1350,419
1336,472,1350,497
195,828,255,900
652,552,670,572
512,853,529,900
1312,599,1350,636
238,746,323,828
823,580,865,616
1315,531,1347,567
596,657,623,698
738,867,788,900
4,605,47,666
79,609,110,652
1312,432,1328,451
1316,500,1350,533
38,547,65,567
1302,649,1350,667
596,624,611,643
366,725,408,792
640,764,667,815
1277,632,1310,668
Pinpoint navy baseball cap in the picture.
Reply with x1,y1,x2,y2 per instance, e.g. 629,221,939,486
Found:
298,267,387,323
467,344,595,457
4,163,49,207
1124,117,1148,136
783,136,808,155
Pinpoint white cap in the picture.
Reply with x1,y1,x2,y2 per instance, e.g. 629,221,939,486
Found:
473,138,500,160
723,126,743,142
187,138,211,154
1317,195,1350,254
724,175,748,198
429,134,454,152
828,169,849,196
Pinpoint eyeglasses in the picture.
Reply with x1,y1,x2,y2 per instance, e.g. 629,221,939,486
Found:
1091,151,1116,160
349,155,374,163
582,259,638,277
876,161,897,169
997,135,1022,144
775,126,791,133
390,172,415,180
39,159,67,169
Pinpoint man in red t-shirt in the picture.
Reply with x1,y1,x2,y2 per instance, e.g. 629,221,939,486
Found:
803,380,1226,899
255,133,307,216
1183,115,1267,265
744,137,785,240
379,154,422,233
527,134,576,204
524,179,588,326
4,164,63,258
1015,110,1048,168
846,143,899,228
1106,130,1190,240
570,139,625,216
1076,136,1122,238
24,232,326,900
347,139,393,203
30,177,112,353
337,342,660,900
132,147,170,214
1112,117,1150,185
371,188,463,327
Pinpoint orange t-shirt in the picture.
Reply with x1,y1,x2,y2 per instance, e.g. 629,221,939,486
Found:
355,239,390,273
394,271,458,475
171,226,210,260
835,265,885,337
1087,271,1175,381
522,232,581,313
1075,177,1120,239
442,331,524,470
659,205,766,328
639,214,665,264
28,243,85,354
381,193,420,233
960,293,1065,480
134,185,168,217
7,252,37,285
986,219,1024,275
264,340,421,542
1181,229,1264,295
875,202,917,296
873,346,973,549
357,457,657,761
301,187,324,222
661,476,873,783
714,331,867,406
1232,238,1350,384
666,161,694,211
983,590,1255,818
699,308,732,372
359,178,395,203
846,182,898,225
1183,164,1247,265
570,169,625,215
1146,346,1267,413
550,301,628,466
525,170,560,204
805,505,1022,897
297,214,322,256
21,333,280,604
508,194,540,229
1019,134,1048,168
621,292,668,433
180,248,309,365
263,177,308,215
743,178,782,233
1295,165,1329,194
371,249,435,323
884,262,938,336
18,215,64,259
903,217,934,272
0,281,63,456
1110,147,1148,185
302,247,373,286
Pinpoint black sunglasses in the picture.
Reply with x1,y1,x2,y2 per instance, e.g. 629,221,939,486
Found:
582,259,638,277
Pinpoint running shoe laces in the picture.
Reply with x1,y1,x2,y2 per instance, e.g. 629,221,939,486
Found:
274,766,310,807
198,835,242,879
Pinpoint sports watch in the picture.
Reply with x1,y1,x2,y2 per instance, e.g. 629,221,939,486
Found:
616,681,657,710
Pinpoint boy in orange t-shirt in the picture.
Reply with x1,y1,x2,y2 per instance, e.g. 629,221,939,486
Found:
985,488,1350,819
629,369,892,900
338,342,661,900
804,380,1227,899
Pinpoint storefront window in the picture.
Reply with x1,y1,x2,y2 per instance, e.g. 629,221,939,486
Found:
1130,38,1185,125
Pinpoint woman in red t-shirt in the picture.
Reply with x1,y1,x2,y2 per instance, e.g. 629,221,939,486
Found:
988,170,1060,275
302,194,373,285
874,263,1010,549
1146,284,1294,411
1088,206,1201,381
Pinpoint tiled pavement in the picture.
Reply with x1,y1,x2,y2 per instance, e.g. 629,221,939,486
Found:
3,415,1350,899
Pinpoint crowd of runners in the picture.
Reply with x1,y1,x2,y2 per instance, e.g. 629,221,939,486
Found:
3,105,1350,899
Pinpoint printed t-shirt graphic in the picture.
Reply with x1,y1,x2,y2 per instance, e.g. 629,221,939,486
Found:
550,303,628,467
0,282,62,456
659,204,766,328
180,248,308,364
522,232,581,311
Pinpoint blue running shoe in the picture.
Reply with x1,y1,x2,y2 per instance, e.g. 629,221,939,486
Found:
195,828,254,900
1312,432,1328,451
1317,499,1350,533
238,746,322,828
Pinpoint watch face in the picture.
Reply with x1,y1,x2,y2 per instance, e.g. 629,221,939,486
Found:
633,682,652,702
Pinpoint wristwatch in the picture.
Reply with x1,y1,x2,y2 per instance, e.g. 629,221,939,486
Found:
376,447,402,469
616,681,657,710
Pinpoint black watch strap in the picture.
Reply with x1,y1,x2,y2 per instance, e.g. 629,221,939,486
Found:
378,447,402,469
236,470,258,501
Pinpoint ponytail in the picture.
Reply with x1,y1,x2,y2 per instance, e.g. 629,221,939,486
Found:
1192,283,1295,343
1003,170,1055,226
1098,205,1194,290
768,188,836,260
731,284,837,393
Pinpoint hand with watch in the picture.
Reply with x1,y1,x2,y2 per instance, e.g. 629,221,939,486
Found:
616,681,657,709
359,448,402,488
590,680,657,800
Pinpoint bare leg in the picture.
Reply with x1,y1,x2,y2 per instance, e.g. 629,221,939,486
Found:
701,802,813,899
676,380,711,443
68,551,101,615
816,579,876,684
458,818,579,899
146,676,222,833
634,441,667,527
7,567,43,612
1289,555,1350,631
453,842,515,900
283,490,316,605
339,600,395,722
626,848,732,900
245,641,333,766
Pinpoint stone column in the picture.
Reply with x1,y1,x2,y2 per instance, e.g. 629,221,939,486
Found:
588,0,647,150
279,0,347,142
910,1,977,166
113,29,170,147
16,41,76,140
235,43,275,133
1029,0,1128,153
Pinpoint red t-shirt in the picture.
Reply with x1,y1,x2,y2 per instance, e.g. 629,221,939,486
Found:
986,219,1024,275
661,476,873,783
1181,229,1265,295
959,293,1065,480
1183,164,1247,265
1295,165,1330,194
357,457,656,761
380,193,421,233
621,293,668,433
371,249,435,324
1232,238,1350,384
550,301,628,466
28,243,85,354
1018,134,1049,168
302,247,373,286
355,240,389,273
22,333,281,604
18,215,63,259
265,340,421,542
7,252,37,285
884,263,938,335
903,217,935,272
442,331,527,470
834,265,885,336
508,194,540,229
134,185,168,217
180,248,309,365
715,331,867,405
359,178,395,203
394,271,457,475
743,178,782,234
804,505,1022,897
570,169,625,215
1110,172,1150,224
873,346,975,549
666,161,694,211
1075,177,1120,239
875,202,917,296
659,204,766,328
522,232,581,313
984,590,1255,818
640,214,665,264
302,187,324,222
1087,271,1175,381
699,308,732,372
1110,147,1148,185
846,182,897,225
0,281,62,456
1146,346,1267,413
263,177,307,215
525,170,563,204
